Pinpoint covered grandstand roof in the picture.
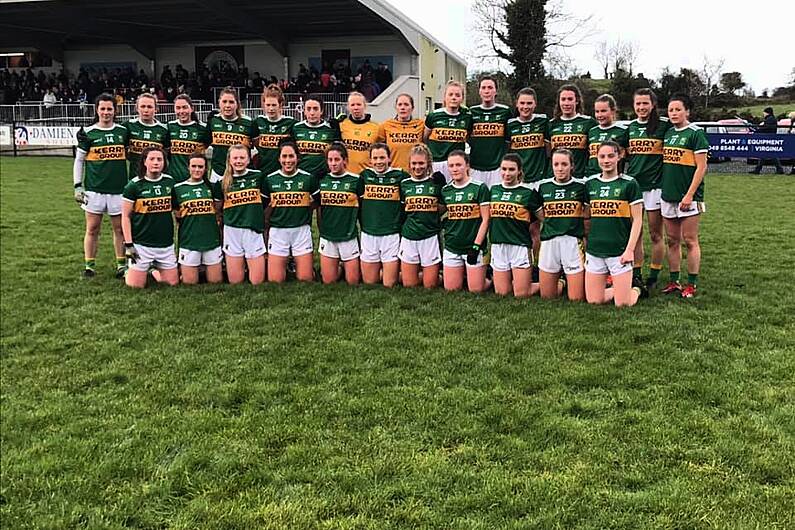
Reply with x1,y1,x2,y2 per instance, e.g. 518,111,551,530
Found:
0,0,466,64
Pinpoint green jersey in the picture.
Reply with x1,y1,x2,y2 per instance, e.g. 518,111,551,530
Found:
468,103,511,171
626,117,672,191
400,176,443,240
218,169,266,232
440,180,490,254
535,177,587,240
254,115,297,175
122,175,175,248
76,123,129,194
505,114,549,182
586,123,629,176
167,120,210,182
359,167,407,236
548,114,597,177
489,183,541,246
662,124,709,202
319,172,364,241
584,174,642,258
263,169,319,228
424,108,471,162
172,180,221,252
207,114,256,177
124,118,169,179
291,120,338,177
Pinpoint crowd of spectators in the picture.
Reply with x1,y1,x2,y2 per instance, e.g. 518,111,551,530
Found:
0,59,393,105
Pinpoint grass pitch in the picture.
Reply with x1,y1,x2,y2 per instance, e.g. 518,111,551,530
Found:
1,157,794,529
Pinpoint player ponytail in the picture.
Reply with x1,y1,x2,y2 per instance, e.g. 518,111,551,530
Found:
634,88,660,136
501,152,524,182
598,139,622,157
188,151,211,187
218,87,242,119
409,144,433,177
447,149,469,165
261,83,285,106
174,93,198,122
551,148,575,167
222,144,250,196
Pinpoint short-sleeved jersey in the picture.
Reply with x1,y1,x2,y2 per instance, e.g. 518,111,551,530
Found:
207,114,256,176
124,119,169,179
662,124,709,202
263,169,319,228
584,174,642,258
626,117,672,191
122,175,175,248
400,176,443,240
535,177,587,240
292,120,338,177
586,123,629,176
548,114,598,177
218,168,266,232
167,120,210,182
254,115,297,176
359,167,408,236
319,172,364,241
172,179,221,251
505,114,549,182
489,183,541,246
440,180,490,254
76,123,129,194
377,118,425,172
336,115,380,174
468,103,512,171
425,108,471,162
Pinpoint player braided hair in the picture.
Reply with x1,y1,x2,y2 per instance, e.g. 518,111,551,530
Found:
633,88,660,136
222,144,250,196
138,146,167,179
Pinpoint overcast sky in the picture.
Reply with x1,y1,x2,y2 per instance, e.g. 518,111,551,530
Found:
384,0,794,94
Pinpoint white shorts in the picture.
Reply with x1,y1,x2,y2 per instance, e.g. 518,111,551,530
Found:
82,191,122,216
209,170,223,183
360,233,400,263
539,235,584,275
178,246,223,266
442,248,484,268
471,168,501,188
130,243,177,272
642,189,662,211
319,237,360,261
398,235,441,266
432,161,452,183
585,253,633,276
491,243,532,272
661,199,705,219
223,225,266,258
268,225,313,257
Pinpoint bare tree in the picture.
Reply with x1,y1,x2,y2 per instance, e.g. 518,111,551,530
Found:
700,55,725,109
594,40,609,78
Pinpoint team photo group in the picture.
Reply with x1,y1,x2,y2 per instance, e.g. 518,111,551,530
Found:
73,76,708,306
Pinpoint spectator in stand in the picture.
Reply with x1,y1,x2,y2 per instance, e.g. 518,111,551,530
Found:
750,106,784,174
375,62,392,93
42,88,57,107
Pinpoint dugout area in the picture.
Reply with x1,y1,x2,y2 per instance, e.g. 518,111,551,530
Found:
0,0,466,119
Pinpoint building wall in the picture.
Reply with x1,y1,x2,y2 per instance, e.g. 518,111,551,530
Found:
63,45,153,76
417,35,467,114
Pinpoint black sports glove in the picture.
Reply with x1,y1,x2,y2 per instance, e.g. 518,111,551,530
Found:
124,242,140,264
466,243,481,266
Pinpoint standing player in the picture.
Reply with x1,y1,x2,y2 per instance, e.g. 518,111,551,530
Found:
121,146,178,288
424,81,471,182
660,94,709,298
377,93,425,173
506,87,549,183
399,144,444,289
440,150,491,293
167,94,210,183
489,154,542,297
125,93,169,179
292,95,338,178
627,88,672,289
335,91,380,174
586,94,628,176
172,153,223,284
468,76,512,188
254,84,297,176
535,149,587,301
218,144,267,285
73,93,129,278
359,143,407,287
318,143,364,285
207,87,256,183
583,141,644,306
548,84,597,177
263,141,319,283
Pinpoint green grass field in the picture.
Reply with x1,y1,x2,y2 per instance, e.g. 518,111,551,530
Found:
2,157,794,529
